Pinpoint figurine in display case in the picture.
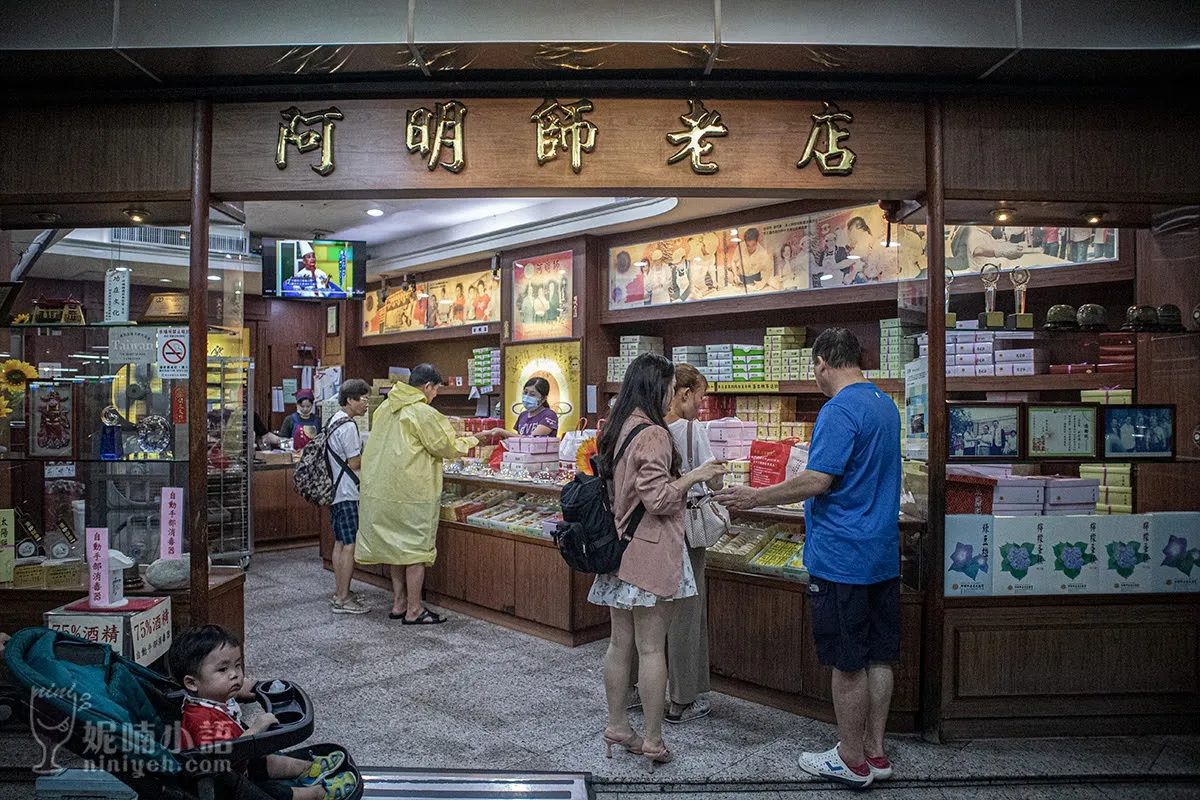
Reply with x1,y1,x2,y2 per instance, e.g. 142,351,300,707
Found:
27,382,75,459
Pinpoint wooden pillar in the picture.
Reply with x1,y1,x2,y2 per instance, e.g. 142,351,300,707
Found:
188,100,213,623
920,96,947,742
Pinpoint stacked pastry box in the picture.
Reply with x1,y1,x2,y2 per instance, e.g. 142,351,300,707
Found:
764,327,805,381
672,345,707,368
947,511,1200,596
734,396,796,441
707,419,755,486
1049,332,1136,376
1080,387,1134,514
731,344,767,383
697,394,735,422
461,416,503,460
469,348,502,389
878,318,920,380
993,332,1048,377
917,330,997,377
608,335,663,381
501,436,559,476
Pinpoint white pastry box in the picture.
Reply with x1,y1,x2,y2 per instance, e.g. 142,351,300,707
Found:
1043,477,1100,506
993,516,1048,596
993,477,1045,506
1040,515,1101,595
944,515,994,596
1149,512,1200,593
1093,514,1154,594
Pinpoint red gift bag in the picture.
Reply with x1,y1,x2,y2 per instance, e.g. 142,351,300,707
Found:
488,440,508,470
749,438,799,488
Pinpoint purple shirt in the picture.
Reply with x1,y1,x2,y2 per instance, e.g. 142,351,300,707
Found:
516,406,559,436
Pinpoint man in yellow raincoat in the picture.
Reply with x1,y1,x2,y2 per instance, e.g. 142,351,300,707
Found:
356,364,503,624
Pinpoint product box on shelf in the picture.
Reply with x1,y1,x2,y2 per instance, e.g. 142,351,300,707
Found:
993,516,1048,596
1080,389,1133,405
944,515,993,596
1098,486,1132,506
1093,514,1154,593
1044,478,1100,508
747,529,805,578
1041,515,1101,594
708,529,771,570
994,362,1046,377
1149,512,1200,593
506,436,559,454
1079,463,1131,487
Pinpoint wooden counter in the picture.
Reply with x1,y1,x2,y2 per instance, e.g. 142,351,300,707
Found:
0,566,246,643
252,461,326,549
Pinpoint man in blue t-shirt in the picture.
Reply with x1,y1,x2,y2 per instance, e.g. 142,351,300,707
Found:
717,328,901,789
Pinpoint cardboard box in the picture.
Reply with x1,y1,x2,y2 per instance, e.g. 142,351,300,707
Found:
993,478,1045,506
1149,512,1200,593
1044,478,1100,506
944,515,994,596
1079,463,1131,486
995,362,1045,377
1041,515,1100,594
1098,486,1132,505
993,516,1048,595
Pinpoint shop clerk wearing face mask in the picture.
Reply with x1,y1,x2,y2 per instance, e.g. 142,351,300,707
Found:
496,377,559,439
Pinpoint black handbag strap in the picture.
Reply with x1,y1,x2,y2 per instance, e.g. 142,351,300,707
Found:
612,423,651,541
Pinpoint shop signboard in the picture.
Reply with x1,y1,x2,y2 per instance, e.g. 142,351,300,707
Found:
503,340,582,436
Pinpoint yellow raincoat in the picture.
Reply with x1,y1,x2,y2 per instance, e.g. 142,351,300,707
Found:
355,382,478,567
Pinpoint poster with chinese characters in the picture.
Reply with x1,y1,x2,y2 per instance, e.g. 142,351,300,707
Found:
130,597,173,666
45,614,124,652
1027,405,1099,459
944,515,993,596
160,488,183,560
0,508,14,583
513,251,573,341
361,269,500,337
503,341,581,437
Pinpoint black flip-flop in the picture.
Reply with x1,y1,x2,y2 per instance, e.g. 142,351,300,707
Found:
401,608,445,625
387,611,406,620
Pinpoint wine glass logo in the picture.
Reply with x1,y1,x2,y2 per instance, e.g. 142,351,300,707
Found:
29,685,92,775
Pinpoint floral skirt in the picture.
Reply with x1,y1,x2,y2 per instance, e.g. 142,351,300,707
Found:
587,540,697,609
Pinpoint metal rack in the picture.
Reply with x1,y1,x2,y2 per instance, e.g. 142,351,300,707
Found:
206,358,254,568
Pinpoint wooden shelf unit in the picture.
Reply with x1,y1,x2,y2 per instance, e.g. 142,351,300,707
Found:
358,322,501,347
947,371,1136,392
601,379,905,395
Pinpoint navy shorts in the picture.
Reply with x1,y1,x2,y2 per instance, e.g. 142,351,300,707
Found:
808,576,900,673
330,500,359,545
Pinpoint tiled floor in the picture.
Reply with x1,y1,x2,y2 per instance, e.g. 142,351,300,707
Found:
1,546,1197,798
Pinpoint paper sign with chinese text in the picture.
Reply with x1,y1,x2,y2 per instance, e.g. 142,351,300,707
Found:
130,597,172,666
105,268,130,324
0,509,13,583
45,614,125,651
160,488,183,560
86,527,109,607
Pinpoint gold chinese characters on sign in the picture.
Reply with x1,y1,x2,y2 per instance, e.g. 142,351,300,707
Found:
666,99,727,175
531,98,597,174
406,100,467,173
797,102,855,176
275,106,343,176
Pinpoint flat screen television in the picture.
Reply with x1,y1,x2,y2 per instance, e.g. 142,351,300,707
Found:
262,238,365,299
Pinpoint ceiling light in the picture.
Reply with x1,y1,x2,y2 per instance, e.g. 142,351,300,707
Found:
159,278,171,283
1084,211,1105,225
820,274,833,282
123,208,149,223
207,274,221,282
989,208,1014,223
366,208,384,217
34,211,61,223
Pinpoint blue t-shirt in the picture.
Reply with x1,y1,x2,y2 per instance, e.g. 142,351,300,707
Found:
803,382,902,585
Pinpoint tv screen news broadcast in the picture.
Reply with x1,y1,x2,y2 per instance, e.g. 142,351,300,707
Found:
262,238,366,299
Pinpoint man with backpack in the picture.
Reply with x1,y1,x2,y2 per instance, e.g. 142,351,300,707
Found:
326,379,372,615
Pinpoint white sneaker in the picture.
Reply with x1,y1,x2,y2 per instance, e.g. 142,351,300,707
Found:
798,744,873,789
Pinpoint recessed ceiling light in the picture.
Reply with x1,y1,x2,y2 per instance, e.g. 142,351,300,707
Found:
366,208,384,217
35,211,61,223
159,278,171,283
1084,211,1105,225
207,275,221,282
989,207,1014,223
123,208,149,223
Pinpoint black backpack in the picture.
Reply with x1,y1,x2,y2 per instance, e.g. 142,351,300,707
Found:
553,423,650,574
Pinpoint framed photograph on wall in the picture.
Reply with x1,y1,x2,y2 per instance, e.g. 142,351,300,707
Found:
1102,405,1175,460
26,381,76,459
948,402,1023,461
1026,404,1100,460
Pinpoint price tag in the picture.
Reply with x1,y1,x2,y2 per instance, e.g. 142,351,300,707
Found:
471,325,490,335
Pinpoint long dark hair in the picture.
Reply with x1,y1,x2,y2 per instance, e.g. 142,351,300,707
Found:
598,353,680,477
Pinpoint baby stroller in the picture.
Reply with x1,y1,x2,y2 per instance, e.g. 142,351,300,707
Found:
3,627,363,800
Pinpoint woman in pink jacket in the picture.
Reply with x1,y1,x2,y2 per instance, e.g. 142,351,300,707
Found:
589,353,726,770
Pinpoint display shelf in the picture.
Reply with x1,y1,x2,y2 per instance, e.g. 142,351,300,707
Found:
0,454,189,463
944,591,1200,609
601,379,904,395
947,372,1135,392
443,472,561,497
358,323,501,347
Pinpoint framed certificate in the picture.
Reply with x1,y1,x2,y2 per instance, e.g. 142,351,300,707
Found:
1026,404,1100,460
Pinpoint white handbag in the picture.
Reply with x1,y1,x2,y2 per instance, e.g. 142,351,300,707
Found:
683,419,731,548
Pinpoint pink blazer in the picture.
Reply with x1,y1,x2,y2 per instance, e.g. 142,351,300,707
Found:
611,409,689,597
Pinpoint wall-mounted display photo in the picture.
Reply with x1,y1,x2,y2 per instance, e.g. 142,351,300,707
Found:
1103,405,1175,459
948,403,1022,461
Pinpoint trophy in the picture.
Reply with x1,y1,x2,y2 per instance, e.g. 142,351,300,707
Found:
944,267,957,329
99,405,123,460
977,263,1006,330
1006,266,1034,330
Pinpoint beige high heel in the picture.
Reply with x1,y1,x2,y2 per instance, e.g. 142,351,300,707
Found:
642,740,673,773
602,729,644,758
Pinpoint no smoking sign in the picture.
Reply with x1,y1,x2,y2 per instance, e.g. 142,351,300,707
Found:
156,327,190,379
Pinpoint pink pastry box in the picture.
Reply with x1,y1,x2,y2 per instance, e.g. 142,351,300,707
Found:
707,418,757,442
711,442,752,461
501,451,559,466
507,436,560,454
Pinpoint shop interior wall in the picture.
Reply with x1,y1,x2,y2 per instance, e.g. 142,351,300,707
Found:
243,295,325,432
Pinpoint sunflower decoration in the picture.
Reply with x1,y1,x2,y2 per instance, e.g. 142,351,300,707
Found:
0,394,12,419
575,436,599,476
0,360,39,395
11,313,31,325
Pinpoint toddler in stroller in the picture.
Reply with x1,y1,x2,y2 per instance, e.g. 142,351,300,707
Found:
169,625,358,800
3,626,363,800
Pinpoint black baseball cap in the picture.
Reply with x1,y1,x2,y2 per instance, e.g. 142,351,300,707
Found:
408,363,444,387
